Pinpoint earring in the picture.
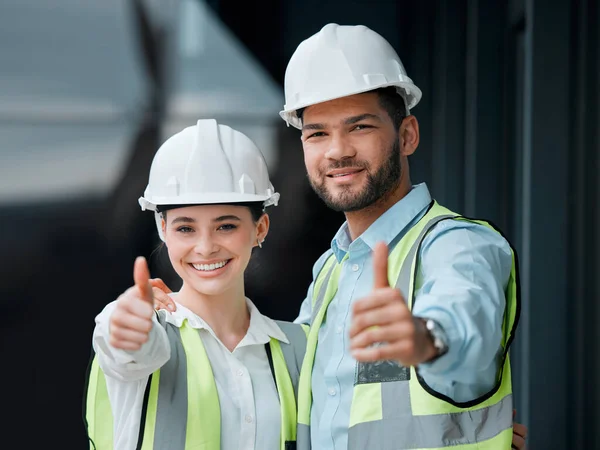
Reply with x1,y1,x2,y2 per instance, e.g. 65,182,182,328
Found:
258,239,263,248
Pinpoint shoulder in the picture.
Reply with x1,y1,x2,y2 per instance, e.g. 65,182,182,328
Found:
160,297,207,329
311,248,335,280
274,320,308,338
421,216,512,256
417,216,513,283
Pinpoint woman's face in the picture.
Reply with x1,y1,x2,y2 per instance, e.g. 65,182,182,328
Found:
162,204,268,297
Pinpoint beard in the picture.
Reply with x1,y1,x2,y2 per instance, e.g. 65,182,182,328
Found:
308,139,402,212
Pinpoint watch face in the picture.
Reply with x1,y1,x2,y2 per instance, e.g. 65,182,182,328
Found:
425,319,448,355
434,337,446,352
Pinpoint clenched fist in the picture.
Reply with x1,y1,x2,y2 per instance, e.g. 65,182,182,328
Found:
109,256,155,351
349,242,437,366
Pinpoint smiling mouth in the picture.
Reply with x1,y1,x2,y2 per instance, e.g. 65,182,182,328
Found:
189,259,231,272
327,169,364,178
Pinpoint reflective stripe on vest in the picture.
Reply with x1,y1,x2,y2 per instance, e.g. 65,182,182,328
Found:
85,314,308,450
297,200,520,449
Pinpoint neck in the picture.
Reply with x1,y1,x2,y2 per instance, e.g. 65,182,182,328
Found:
177,279,250,352
345,175,412,241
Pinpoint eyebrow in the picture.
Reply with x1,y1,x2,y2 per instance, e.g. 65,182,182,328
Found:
171,216,196,224
301,113,381,132
344,113,381,125
171,215,242,225
301,122,325,132
213,215,241,222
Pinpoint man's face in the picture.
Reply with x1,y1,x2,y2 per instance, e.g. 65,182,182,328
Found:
300,92,402,212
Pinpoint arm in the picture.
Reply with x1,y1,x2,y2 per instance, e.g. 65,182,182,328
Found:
93,257,171,381
414,220,512,395
294,295,313,325
349,221,512,402
93,302,170,381
293,249,334,325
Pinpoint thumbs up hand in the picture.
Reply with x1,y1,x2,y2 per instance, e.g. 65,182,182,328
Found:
109,256,156,351
349,242,437,367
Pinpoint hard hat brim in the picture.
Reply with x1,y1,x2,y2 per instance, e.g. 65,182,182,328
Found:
139,192,279,212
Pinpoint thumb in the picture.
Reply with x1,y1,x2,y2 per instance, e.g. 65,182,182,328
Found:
133,256,153,305
372,242,390,289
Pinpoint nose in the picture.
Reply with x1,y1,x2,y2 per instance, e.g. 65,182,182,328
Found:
324,132,356,161
193,234,219,256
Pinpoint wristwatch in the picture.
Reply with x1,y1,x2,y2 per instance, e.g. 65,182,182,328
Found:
424,318,449,358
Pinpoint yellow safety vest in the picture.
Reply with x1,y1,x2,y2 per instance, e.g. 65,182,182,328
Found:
297,201,520,449
84,314,308,450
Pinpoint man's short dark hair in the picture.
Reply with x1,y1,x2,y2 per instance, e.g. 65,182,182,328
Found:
295,87,407,130
376,87,407,130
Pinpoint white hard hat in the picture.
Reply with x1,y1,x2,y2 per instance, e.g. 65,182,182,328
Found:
139,119,279,241
279,23,422,129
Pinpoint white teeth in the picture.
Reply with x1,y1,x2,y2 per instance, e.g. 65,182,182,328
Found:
332,172,356,177
192,260,228,271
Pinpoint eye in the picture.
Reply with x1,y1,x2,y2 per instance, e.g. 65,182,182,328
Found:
305,131,327,140
217,224,238,231
352,124,373,131
176,226,194,233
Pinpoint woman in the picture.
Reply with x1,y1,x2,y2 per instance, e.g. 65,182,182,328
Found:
84,119,306,450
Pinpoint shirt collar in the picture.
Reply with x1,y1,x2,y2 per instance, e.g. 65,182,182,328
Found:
165,295,289,345
244,298,290,344
330,183,433,261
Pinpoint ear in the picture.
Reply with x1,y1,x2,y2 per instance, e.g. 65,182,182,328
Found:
399,115,419,157
255,213,270,244
161,216,167,237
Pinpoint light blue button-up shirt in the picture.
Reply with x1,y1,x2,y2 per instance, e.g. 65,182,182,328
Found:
294,183,513,450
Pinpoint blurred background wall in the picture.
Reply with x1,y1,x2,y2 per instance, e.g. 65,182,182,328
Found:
1,0,598,448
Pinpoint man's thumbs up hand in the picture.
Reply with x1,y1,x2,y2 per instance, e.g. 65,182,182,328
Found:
372,240,392,289
349,242,437,366
109,257,156,351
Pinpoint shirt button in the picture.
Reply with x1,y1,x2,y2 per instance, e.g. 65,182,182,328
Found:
336,326,343,334
245,414,253,423
351,264,360,272
237,369,244,377
328,388,336,396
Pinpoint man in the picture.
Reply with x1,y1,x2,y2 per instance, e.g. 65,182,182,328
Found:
153,23,527,449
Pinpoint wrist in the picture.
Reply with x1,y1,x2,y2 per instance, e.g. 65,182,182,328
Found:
415,318,437,363
417,317,449,363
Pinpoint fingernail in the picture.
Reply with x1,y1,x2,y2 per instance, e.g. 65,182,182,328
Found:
168,304,174,311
